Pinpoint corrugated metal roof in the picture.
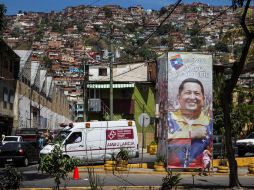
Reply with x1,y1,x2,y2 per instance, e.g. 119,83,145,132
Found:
14,50,32,72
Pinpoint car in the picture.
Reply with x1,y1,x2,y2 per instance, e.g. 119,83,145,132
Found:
236,132,254,157
0,142,40,167
213,135,224,158
213,135,237,158
2,135,23,145
15,128,39,142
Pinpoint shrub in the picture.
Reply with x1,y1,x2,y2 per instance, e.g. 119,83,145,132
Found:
116,148,129,161
219,158,228,166
38,143,80,190
160,171,182,190
0,165,22,190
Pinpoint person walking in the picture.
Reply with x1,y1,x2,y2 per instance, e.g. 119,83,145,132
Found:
38,134,45,149
200,146,212,176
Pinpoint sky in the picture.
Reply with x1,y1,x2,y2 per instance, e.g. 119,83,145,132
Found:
0,0,232,15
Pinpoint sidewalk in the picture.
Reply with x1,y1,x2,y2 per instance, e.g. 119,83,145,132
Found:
78,164,252,176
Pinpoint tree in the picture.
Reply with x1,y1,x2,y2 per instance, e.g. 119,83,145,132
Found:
214,42,229,52
222,0,254,188
38,144,80,190
42,56,53,69
190,36,205,50
159,7,167,16
102,7,112,18
156,23,172,35
0,4,6,36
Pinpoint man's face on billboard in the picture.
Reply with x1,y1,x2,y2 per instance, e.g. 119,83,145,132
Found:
178,82,204,115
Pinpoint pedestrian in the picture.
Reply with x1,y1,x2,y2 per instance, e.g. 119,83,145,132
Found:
200,146,212,176
38,134,45,149
1,134,5,141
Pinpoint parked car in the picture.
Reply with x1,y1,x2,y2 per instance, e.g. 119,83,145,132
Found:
213,135,237,158
15,128,39,142
236,132,254,157
213,135,224,158
2,135,23,145
0,142,40,167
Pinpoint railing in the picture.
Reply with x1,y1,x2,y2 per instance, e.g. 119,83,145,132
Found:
101,101,119,121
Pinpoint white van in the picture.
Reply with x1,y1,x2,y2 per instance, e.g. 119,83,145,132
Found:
40,120,139,163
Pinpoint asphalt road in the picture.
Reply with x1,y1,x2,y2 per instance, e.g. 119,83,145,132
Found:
18,169,254,189
0,163,254,189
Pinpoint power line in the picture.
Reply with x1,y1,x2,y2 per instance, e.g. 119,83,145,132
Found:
113,63,146,78
176,4,234,46
142,0,183,45
103,0,183,79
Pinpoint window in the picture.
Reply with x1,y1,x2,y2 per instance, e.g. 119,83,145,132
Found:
66,132,82,144
9,90,14,110
3,87,8,109
88,89,100,99
98,68,107,76
9,60,13,73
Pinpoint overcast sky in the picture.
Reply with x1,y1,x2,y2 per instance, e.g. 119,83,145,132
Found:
0,0,232,15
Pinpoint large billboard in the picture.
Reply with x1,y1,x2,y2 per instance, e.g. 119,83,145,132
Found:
167,52,213,169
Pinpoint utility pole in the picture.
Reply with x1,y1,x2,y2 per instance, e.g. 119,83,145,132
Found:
109,43,114,120
109,24,114,120
83,58,88,122
29,83,33,128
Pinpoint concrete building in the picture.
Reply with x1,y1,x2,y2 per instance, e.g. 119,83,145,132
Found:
11,50,72,134
0,40,20,136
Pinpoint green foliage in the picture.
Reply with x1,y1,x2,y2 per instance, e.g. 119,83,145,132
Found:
109,152,117,161
137,46,157,60
124,23,138,33
160,171,182,190
85,36,108,51
161,37,173,49
213,73,225,134
230,87,254,137
42,56,53,69
213,72,254,137
150,141,157,145
156,23,173,35
156,155,165,164
214,41,229,52
87,167,104,190
190,36,205,50
219,158,228,166
187,20,200,36
159,7,168,16
116,148,129,161
38,144,80,190
0,4,6,36
0,165,22,190
50,22,64,33
102,7,112,18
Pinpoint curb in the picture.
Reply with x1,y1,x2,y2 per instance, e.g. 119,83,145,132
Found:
77,167,252,176
79,163,148,169
20,187,162,190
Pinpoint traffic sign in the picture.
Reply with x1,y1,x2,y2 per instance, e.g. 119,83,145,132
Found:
138,113,150,128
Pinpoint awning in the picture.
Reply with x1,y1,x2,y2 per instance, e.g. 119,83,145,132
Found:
87,83,135,89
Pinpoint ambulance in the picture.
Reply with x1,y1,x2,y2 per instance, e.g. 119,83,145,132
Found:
40,120,139,163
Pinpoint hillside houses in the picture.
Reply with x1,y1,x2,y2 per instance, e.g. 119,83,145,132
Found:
2,2,252,125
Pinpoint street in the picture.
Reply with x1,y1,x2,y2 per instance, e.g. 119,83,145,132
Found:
1,164,254,189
